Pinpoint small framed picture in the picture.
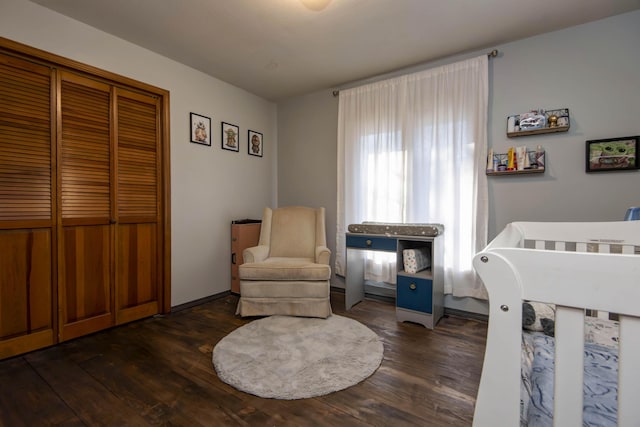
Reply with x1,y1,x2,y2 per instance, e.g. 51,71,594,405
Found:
586,136,638,173
190,113,211,146
248,130,263,157
221,122,239,152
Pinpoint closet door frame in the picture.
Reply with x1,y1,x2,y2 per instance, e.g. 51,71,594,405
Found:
0,37,172,322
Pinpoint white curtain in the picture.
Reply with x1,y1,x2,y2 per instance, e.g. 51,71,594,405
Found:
336,55,489,299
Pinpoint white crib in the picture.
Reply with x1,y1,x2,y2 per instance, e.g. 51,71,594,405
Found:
472,221,640,426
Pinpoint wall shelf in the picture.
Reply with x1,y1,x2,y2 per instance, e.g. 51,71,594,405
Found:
507,108,570,138
487,168,544,176
486,149,546,176
507,125,569,138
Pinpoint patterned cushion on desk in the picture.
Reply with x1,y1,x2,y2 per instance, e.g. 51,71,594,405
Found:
402,248,431,274
347,222,443,236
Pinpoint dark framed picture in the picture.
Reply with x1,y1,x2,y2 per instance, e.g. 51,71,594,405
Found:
248,130,263,157
190,113,211,146
586,136,638,172
221,122,239,152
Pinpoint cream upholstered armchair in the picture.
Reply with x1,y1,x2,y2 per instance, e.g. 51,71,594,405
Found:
236,206,332,318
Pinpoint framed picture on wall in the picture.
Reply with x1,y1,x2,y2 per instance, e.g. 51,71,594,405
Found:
248,130,263,157
190,113,211,146
585,136,638,172
221,122,239,152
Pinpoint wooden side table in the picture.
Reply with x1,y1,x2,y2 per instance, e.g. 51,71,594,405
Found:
231,220,261,294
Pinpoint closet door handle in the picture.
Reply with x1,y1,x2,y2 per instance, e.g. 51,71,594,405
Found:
109,218,117,224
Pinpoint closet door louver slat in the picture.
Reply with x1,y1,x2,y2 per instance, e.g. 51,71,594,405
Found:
0,59,51,221
117,92,158,219
60,77,111,222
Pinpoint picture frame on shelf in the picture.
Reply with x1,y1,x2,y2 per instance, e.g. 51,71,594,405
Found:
586,136,638,173
221,122,239,152
248,130,263,157
190,113,211,146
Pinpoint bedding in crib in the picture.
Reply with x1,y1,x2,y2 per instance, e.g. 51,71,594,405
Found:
520,318,619,427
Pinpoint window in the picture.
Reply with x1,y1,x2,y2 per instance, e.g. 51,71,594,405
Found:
337,55,489,299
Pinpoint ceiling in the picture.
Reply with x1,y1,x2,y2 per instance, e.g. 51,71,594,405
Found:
30,0,640,102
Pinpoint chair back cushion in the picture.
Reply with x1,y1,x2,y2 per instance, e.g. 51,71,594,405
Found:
269,207,319,258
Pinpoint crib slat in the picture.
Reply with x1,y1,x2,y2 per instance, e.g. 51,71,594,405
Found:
618,315,640,427
621,244,635,254
554,306,584,427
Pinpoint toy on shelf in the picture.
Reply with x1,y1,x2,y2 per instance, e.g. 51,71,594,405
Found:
507,108,569,137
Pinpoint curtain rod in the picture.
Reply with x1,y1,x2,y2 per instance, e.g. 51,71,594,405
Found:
332,49,499,97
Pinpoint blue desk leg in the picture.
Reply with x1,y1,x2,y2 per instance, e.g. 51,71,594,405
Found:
345,248,365,310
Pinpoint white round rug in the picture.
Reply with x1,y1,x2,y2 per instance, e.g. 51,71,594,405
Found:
212,314,384,400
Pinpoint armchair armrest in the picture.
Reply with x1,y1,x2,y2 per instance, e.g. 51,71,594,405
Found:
315,246,331,265
243,245,269,263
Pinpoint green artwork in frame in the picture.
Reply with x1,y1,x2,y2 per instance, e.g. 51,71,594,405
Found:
586,136,638,173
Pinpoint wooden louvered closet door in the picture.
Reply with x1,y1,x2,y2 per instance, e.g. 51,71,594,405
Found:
58,74,164,341
0,54,55,358
114,88,162,325
0,37,169,358
58,71,113,341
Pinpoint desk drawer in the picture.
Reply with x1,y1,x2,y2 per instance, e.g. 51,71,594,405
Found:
396,275,432,313
346,235,396,251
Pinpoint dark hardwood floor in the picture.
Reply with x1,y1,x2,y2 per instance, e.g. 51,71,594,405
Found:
0,291,487,426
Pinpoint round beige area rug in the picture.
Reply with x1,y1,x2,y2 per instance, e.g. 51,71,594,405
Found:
212,314,384,400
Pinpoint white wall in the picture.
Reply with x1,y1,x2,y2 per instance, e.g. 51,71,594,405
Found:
489,10,640,237
1,0,278,306
277,10,640,314
277,91,339,282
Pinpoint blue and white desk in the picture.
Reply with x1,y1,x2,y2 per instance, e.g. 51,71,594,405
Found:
345,233,444,329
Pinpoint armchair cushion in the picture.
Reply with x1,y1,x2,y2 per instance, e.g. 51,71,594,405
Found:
240,257,330,281
240,280,329,298
269,207,319,258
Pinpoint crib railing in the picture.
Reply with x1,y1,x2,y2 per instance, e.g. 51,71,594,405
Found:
473,221,640,427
